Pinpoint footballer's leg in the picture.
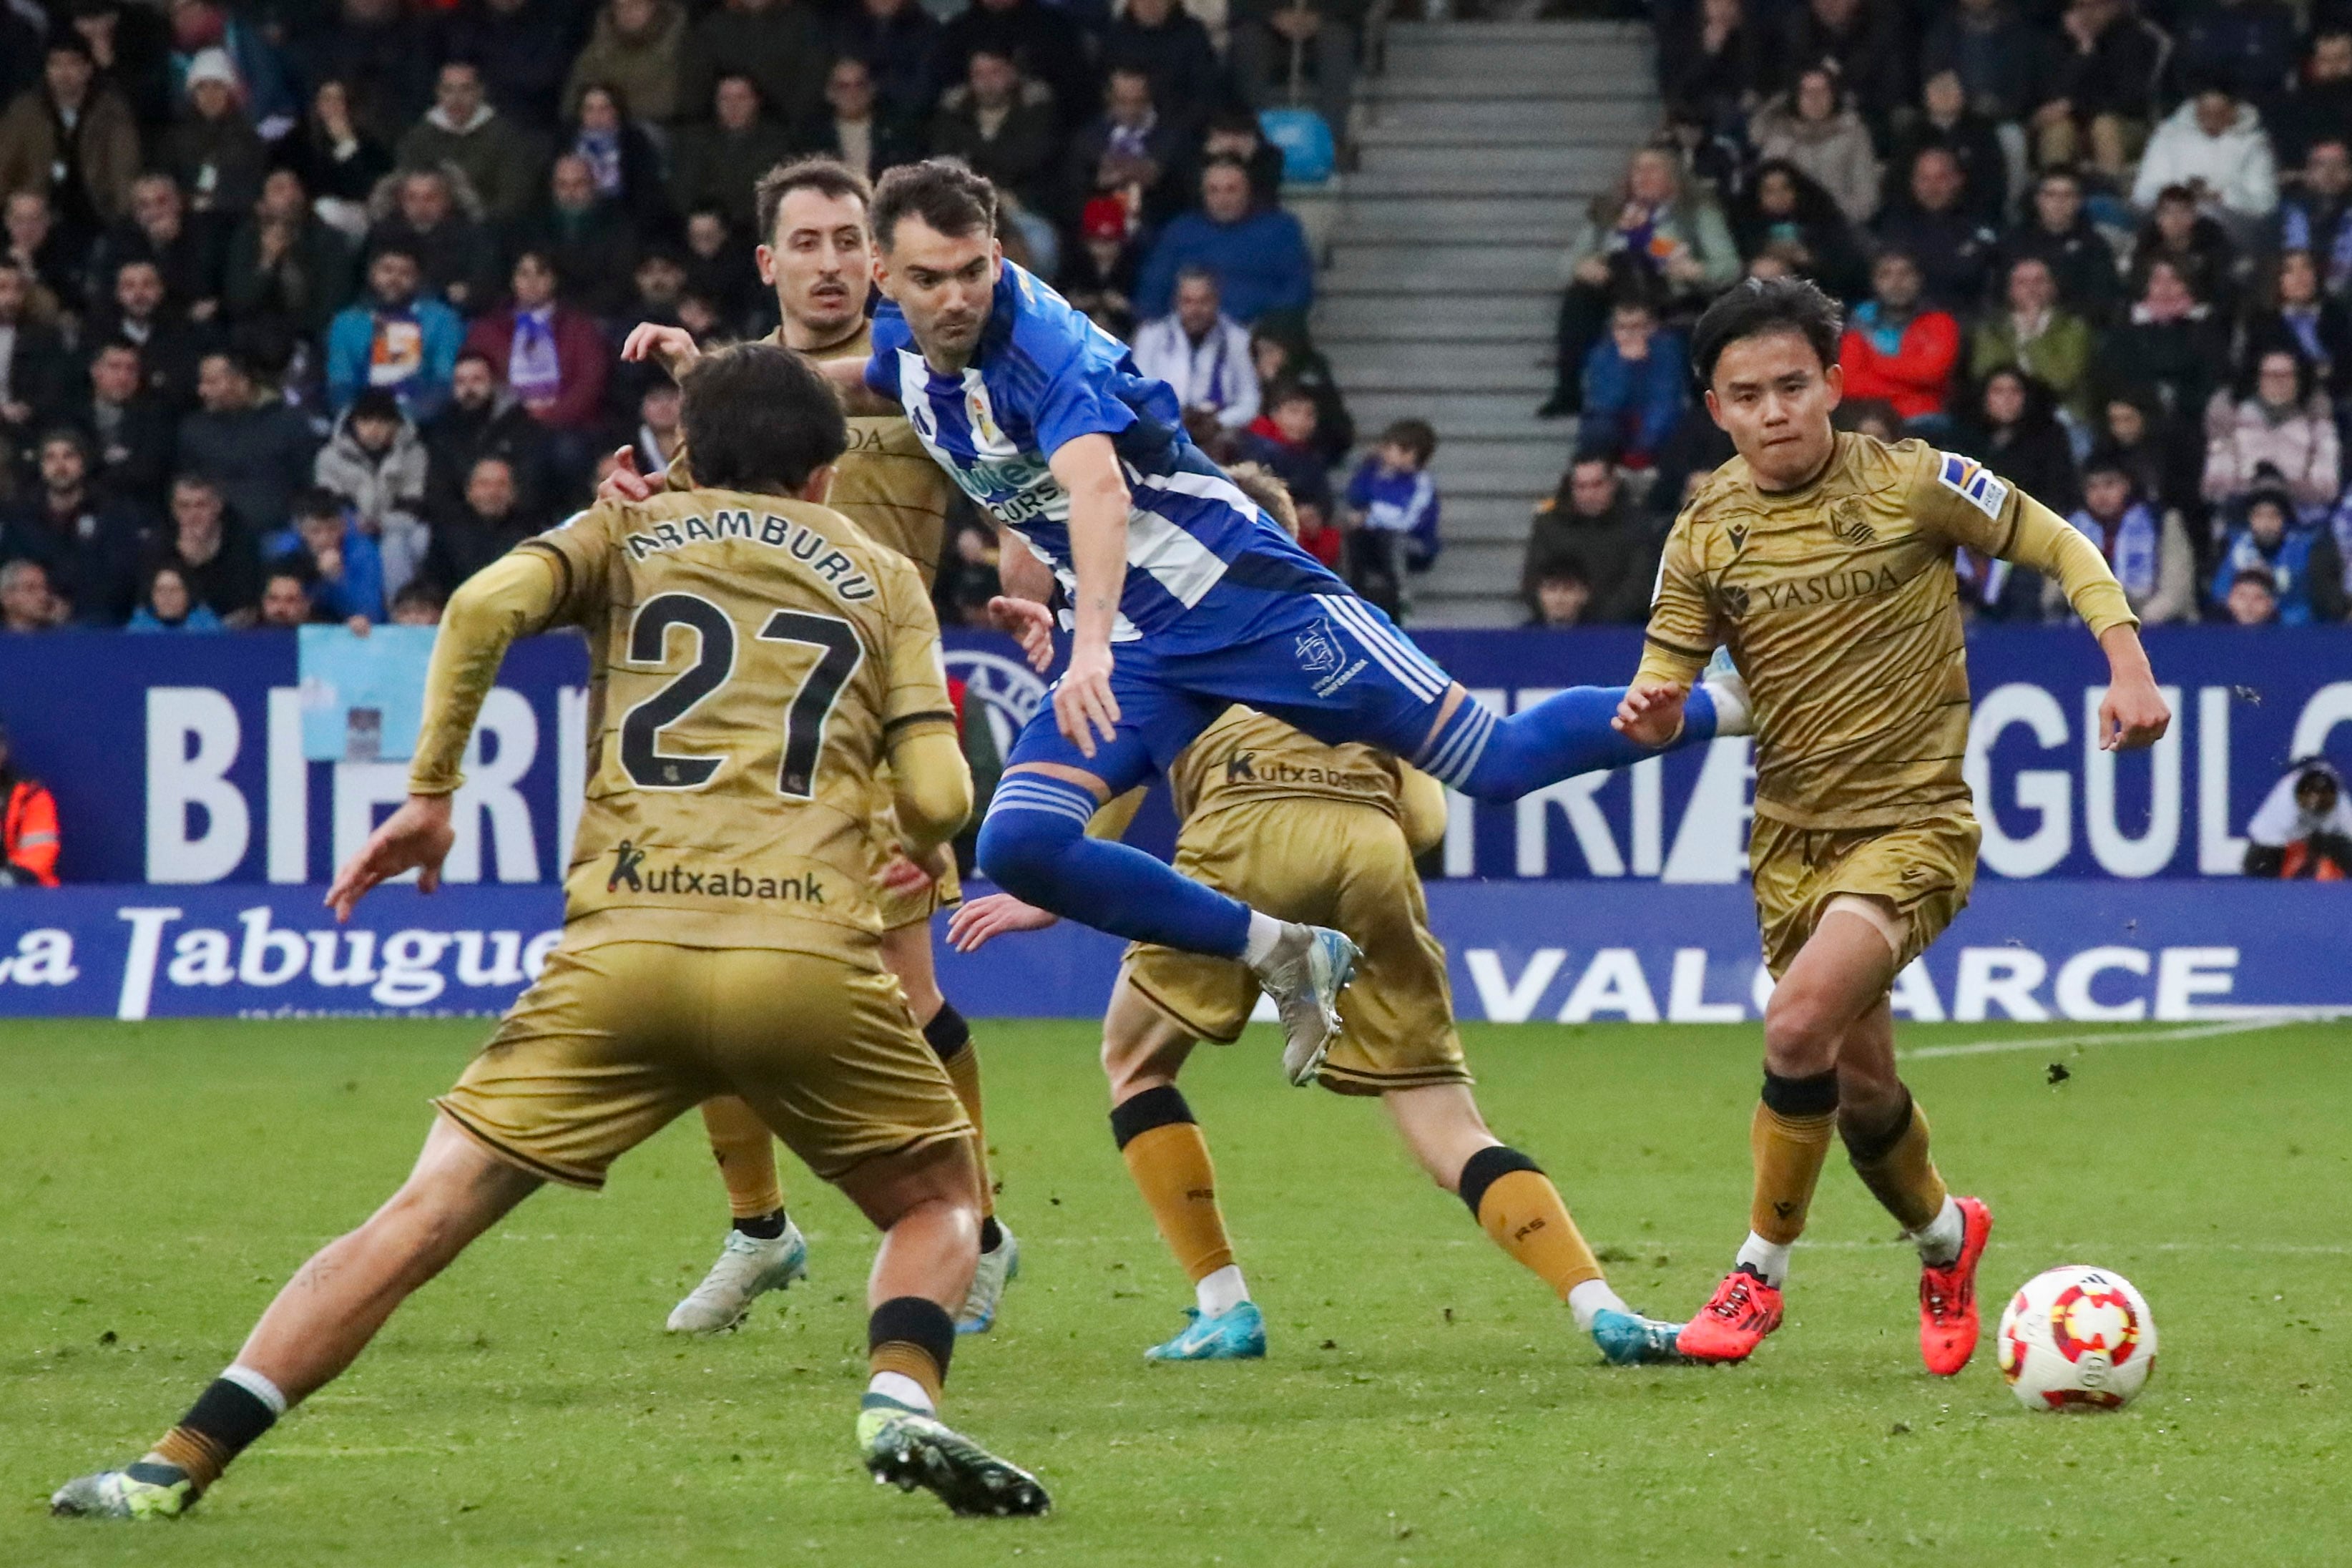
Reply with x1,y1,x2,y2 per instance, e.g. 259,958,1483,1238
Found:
1101,977,1263,1361
54,1116,542,1519
669,1097,810,1335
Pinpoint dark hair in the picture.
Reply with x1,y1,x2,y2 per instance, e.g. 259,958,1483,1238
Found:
1379,418,1437,465
391,578,445,614
871,159,996,249
36,425,89,461
349,388,403,424
678,341,847,493
454,346,496,372
1266,378,1318,412
368,241,423,271
265,557,318,592
754,156,873,248
2079,445,2135,485
1689,275,1843,387
292,486,345,522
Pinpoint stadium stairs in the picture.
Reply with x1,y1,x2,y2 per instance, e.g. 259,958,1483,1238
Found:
1313,19,1659,626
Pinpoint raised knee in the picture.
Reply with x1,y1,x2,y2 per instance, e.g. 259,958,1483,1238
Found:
974,799,1078,898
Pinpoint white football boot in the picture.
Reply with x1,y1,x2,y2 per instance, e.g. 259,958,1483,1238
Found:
666,1220,808,1335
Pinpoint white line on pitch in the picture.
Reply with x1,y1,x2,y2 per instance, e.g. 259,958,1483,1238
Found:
1900,1016,2316,1060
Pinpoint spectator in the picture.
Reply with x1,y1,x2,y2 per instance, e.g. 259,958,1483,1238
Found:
147,472,261,626
423,349,552,514
268,486,386,624
2276,138,2352,300
93,175,222,332
295,0,437,142
2053,449,2198,623
1777,0,1907,130
2169,0,2298,112
398,60,547,227
564,0,687,126
2133,183,2239,318
1920,0,2052,127
423,454,536,591
2242,251,2352,403
2032,0,2165,181
1542,144,1738,416
2098,386,2203,519
313,387,429,595
509,156,634,320
2210,487,2327,622
1996,170,2125,325
1956,367,2081,520
390,577,445,624
629,375,682,478
2105,257,2228,423
69,0,167,130
223,169,360,339
1292,496,1343,572
5,192,79,309
325,246,465,418
680,0,830,134
0,559,62,634
2131,82,2278,227
2202,349,2341,509
176,351,319,535
1731,160,1867,301
564,83,672,239
1238,383,1334,517
162,49,266,221
1660,0,1772,136
1195,109,1288,213
1970,258,2095,421
1132,268,1260,432
0,37,142,249
1519,454,1660,624
1839,250,1961,426
1238,0,1361,144
1064,67,1190,233
368,167,501,314
1341,418,1441,622
72,340,177,506
680,205,760,327
834,0,941,124
1749,63,1880,227
461,250,610,474
1060,197,1141,340
2273,30,2352,172
1836,396,1905,442
1581,299,1688,471
1884,68,2006,226
163,0,296,142
438,0,577,132
1528,563,1594,628
1248,320,1353,464
2243,759,2352,877
929,50,1060,247
0,429,147,624
125,562,223,632
1873,145,1996,309
671,74,794,233
1138,158,1316,329
1954,544,2046,619
0,261,69,451
626,245,689,330
258,562,328,628
280,80,395,231
791,57,922,185
931,0,1097,131
0,719,61,883
2221,563,2279,622
1102,0,1221,132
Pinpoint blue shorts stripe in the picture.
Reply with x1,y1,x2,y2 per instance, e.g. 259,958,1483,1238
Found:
1320,595,1444,702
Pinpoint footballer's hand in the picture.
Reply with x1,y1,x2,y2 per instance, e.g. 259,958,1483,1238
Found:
620,321,700,374
325,794,454,921
598,446,657,503
988,594,1057,672
2099,672,2172,752
1053,639,1122,758
880,842,953,898
946,892,1059,952
1612,680,1690,748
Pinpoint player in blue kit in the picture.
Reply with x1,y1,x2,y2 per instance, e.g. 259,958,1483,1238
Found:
842,161,1750,1081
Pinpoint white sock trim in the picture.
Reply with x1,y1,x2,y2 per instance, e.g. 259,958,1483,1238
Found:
1912,1195,1965,1266
1196,1264,1250,1318
867,1371,934,1414
1567,1278,1630,1335
1735,1232,1793,1289
221,1364,288,1417
1241,911,1285,968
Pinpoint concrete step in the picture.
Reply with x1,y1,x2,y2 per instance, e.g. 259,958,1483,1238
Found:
1341,167,1616,200
1315,306,1556,344
1405,589,1525,629
1313,338,1552,391
1326,239,1562,292
1416,538,1527,597
1358,97,1660,142
1434,491,1553,541
1381,19,1655,44
1429,438,1574,496
1326,196,1578,245
1345,391,1568,440
1355,140,1628,183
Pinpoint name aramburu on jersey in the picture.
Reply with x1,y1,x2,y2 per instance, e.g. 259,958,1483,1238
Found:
617,509,877,600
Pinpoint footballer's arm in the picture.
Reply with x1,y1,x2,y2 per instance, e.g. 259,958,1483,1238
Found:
1047,432,1132,758
1990,497,2170,751
1617,520,1716,748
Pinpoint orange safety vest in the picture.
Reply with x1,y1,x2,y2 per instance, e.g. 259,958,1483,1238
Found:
3,777,60,886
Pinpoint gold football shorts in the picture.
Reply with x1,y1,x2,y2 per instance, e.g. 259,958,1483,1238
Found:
435,939,971,1187
1122,799,1467,1096
1749,810,1981,979
876,849,962,931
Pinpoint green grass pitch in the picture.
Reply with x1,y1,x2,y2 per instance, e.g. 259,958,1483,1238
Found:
4,1014,2349,1565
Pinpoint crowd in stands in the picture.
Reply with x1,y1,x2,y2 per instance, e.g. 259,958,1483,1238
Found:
0,0,1399,634
1524,0,2352,631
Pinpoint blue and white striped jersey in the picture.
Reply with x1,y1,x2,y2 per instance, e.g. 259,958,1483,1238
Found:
866,262,1341,645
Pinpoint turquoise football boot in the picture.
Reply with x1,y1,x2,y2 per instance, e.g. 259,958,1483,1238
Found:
1590,1308,1693,1366
1145,1301,1268,1361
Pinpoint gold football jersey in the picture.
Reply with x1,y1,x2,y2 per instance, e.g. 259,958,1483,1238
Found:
1166,706,1406,827
514,489,956,957
1639,432,2135,831
663,321,954,585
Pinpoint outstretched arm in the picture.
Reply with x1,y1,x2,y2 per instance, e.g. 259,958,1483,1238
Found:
1994,496,2170,752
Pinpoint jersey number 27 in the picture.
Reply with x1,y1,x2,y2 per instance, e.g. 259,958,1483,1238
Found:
617,592,862,797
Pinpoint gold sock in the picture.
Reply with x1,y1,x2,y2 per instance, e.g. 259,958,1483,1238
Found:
868,1341,944,1409
700,1097,784,1220
1119,1122,1235,1283
1473,1167,1603,1302
1846,1094,1948,1233
940,1045,994,1219
1750,1102,1837,1245
147,1427,228,1493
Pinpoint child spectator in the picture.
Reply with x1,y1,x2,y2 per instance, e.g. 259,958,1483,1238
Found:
2202,350,2340,510
2053,451,2198,624
1238,383,1334,518
388,578,444,626
1341,418,1441,621
1248,321,1354,465
268,486,386,625
1529,564,1594,628
2222,564,2280,624
1580,300,1688,471
2210,489,2335,625
1292,496,1343,573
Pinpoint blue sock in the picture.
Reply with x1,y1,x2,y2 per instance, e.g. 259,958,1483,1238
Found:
1419,684,1720,800
976,775,1253,958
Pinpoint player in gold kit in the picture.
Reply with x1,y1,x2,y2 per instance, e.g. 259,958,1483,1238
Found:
51,344,1048,1522
1614,278,2172,1372
949,470,1690,1367
612,158,1018,1338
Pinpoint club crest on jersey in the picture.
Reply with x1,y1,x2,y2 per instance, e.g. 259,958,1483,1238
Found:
1937,452,2009,519
1294,619,1342,676
1831,500,1876,544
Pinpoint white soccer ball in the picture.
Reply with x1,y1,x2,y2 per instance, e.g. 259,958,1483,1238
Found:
1996,1265,2157,1412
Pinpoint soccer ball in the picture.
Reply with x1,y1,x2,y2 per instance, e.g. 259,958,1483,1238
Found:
1996,1265,2157,1412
